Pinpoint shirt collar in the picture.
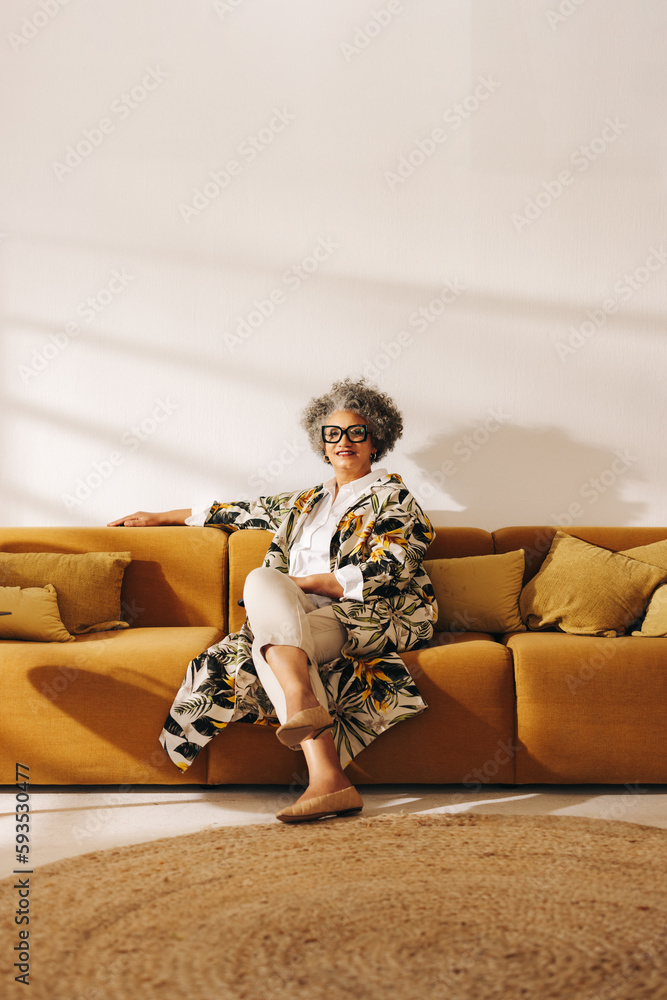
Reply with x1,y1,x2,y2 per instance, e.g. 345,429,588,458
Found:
323,468,388,503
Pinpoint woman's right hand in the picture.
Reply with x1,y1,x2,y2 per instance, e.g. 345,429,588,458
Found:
107,509,191,527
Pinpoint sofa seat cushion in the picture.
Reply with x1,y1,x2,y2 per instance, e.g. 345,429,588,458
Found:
0,626,222,784
506,632,667,783
337,631,516,786
208,631,516,786
206,629,516,786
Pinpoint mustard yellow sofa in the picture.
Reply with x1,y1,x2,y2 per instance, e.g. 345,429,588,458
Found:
2,524,666,787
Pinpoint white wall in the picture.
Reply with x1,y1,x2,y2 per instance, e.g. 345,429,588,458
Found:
1,0,665,530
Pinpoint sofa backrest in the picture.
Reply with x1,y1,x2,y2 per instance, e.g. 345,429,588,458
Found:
493,526,667,586
426,526,493,560
12,524,664,635
228,530,272,632
0,526,228,630
226,525,494,633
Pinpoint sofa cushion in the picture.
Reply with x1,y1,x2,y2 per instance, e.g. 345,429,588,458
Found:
0,626,222,784
518,531,667,636
506,632,667,783
0,550,132,634
622,541,667,637
621,539,667,568
493,526,667,586
632,586,667,637
205,631,516,786
424,526,494,560
424,550,525,633
0,584,73,643
340,632,516,786
0,527,229,630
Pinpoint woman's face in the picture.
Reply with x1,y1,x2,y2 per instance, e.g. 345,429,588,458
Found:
322,409,375,479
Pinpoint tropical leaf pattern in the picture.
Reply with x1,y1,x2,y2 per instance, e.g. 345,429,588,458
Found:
159,473,438,770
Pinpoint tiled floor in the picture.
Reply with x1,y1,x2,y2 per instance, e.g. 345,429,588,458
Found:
2,782,666,878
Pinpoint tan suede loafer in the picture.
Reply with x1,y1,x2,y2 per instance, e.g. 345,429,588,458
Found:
275,705,333,748
276,785,363,824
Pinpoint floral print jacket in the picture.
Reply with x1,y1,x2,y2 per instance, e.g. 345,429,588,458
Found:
160,473,438,770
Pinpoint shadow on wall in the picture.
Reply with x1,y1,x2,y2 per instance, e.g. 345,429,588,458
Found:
410,423,646,528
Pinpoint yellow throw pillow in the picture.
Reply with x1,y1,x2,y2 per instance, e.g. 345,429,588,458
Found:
424,550,526,633
0,585,74,642
631,585,667,636
621,540,667,571
0,551,132,634
519,531,667,637
621,541,667,636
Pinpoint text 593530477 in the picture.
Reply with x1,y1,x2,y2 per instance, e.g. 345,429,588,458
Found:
13,762,31,986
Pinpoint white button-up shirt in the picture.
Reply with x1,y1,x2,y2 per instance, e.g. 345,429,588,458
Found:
187,468,387,608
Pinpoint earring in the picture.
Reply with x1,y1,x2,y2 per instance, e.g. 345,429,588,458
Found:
371,452,377,460
324,455,331,464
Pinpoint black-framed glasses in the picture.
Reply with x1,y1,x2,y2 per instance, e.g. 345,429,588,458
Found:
321,424,369,444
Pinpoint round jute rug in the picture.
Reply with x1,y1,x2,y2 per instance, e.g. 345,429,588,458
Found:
1,812,665,1000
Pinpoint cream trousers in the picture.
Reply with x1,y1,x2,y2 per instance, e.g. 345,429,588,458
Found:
242,567,347,723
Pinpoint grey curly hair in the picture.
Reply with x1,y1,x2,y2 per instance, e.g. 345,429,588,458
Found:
300,377,403,464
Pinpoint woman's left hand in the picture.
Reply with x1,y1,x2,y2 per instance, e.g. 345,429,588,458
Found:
289,574,344,599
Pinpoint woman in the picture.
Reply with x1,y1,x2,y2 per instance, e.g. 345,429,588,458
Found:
109,378,437,823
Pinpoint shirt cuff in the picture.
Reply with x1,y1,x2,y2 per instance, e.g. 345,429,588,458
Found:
334,564,364,602
185,505,212,527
